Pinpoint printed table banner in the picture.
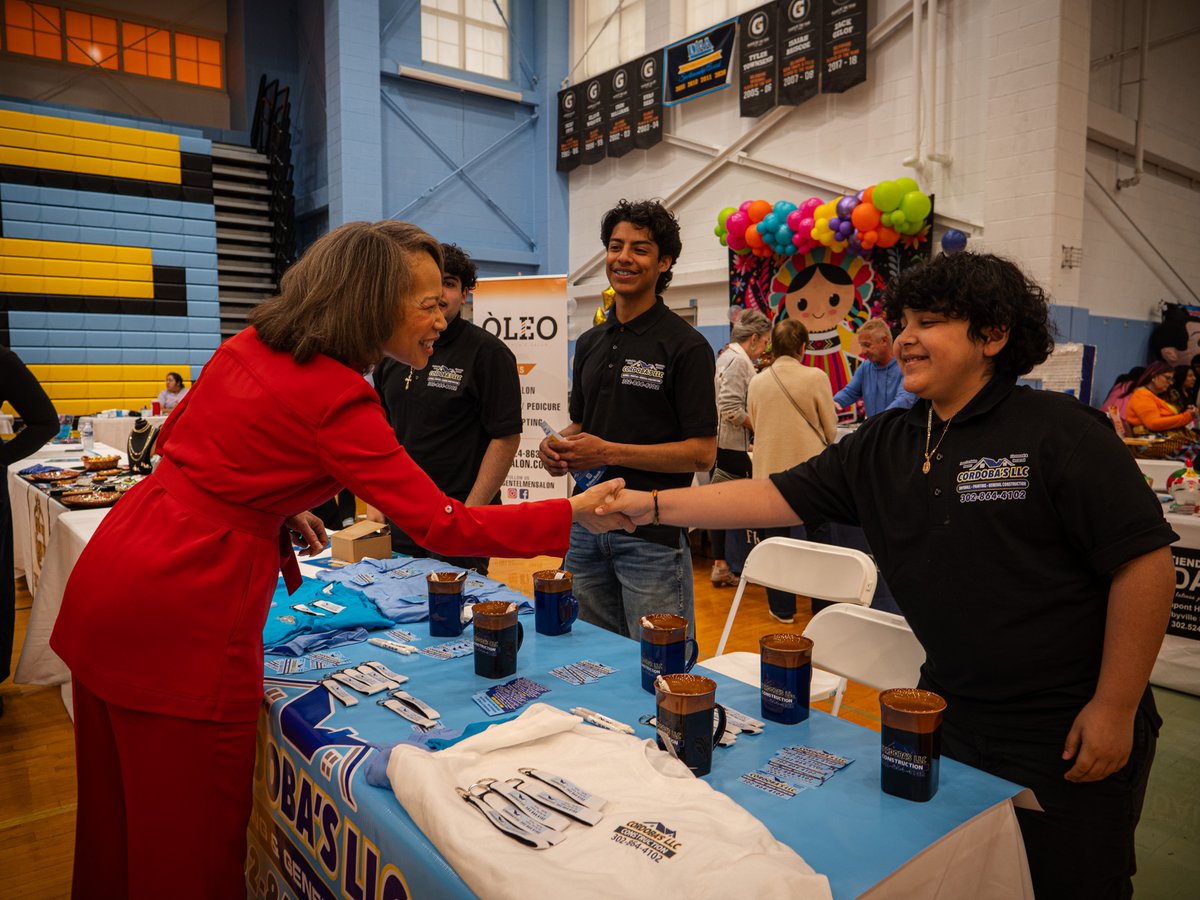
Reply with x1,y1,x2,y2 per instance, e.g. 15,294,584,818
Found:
664,19,737,106
821,0,868,94
780,0,822,105
739,2,781,117
1170,546,1200,641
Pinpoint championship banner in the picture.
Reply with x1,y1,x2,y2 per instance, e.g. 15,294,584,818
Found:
633,52,664,150
472,276,570,502
580,75,607,165
555,85,580,172
822,0,868,94
1170,546,1200,641
739,2,780,117
664,19,737,106
606,63,635,158
780,0,821,106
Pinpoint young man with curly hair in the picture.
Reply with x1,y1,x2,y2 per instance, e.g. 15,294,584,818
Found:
369,242,521,574
596,252,1175,899
539,199,717,637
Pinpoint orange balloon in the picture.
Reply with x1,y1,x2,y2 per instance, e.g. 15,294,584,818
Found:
875,226,900,248
745,223,764,247
748,200,772,223
862,186,874,205
851,202,881,232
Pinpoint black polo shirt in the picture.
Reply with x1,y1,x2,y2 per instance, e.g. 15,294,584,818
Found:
376,312,521,512
570,297,717,546
770,375,1177,738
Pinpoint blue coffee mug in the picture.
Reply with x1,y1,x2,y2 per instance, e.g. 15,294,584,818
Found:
640,613,699,693
533,569,578,636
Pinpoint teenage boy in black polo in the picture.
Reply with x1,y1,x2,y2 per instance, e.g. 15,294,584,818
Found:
595,252,1175,899
368,243,521,574
539,199,716,637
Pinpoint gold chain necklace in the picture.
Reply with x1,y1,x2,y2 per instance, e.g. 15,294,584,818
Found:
404,367,415,389
923,405,952,475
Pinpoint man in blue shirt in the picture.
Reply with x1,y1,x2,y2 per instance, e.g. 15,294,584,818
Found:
834,318,917,416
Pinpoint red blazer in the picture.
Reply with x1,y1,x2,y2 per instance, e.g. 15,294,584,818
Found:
51,329,570,721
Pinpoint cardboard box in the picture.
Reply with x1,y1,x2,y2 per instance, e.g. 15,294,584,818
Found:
331,520,392,563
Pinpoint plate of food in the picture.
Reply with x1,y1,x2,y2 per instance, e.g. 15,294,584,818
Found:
60,491,121,509
92,468,126,477
81,455,121,471
26,469,82,483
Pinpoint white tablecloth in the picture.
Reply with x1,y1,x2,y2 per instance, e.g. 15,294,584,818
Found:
78,415,167,452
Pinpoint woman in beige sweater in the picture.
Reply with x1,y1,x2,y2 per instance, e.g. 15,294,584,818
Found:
746,318,838,621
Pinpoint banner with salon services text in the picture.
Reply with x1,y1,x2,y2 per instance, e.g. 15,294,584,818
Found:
473,276,570,502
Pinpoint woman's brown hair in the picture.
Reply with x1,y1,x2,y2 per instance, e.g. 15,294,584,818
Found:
772,318,810,359
249,220,443,371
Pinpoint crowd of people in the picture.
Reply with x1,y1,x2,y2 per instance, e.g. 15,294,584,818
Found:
2,197,1176,900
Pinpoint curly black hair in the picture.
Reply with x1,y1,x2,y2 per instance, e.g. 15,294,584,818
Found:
439,242,477,292
600,199,682,296
882,252,1056,379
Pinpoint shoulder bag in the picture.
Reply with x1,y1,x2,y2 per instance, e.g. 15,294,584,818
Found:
770,364,829,448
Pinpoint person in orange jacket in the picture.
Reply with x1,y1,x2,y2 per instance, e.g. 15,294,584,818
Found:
1125,360,1198,435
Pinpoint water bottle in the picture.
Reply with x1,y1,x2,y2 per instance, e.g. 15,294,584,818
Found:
539,420,608,490
80,418,94,452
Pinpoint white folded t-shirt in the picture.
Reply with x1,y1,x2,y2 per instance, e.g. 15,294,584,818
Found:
386,703,832,899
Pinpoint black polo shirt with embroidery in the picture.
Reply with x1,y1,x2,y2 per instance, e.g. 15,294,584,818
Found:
376,313,521,506
570,297,717,546
770,375,1177,738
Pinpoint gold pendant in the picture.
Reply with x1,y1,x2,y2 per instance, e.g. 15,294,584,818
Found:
922,460,931,475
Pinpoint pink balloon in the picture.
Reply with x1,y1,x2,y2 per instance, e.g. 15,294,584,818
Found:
726,230,747,251
739,200,754,213
786,210,803,231
800,197,823,216
726,210,750,238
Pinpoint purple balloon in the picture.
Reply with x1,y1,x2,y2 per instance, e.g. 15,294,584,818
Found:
838,220,855,238
847,234,864,255
836,195,859,219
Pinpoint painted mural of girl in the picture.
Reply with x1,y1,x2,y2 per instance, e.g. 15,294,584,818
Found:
769,248,874,394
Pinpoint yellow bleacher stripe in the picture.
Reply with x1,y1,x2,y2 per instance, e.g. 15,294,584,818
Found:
0,238,152,265
0,123,182,184
0,109,179,151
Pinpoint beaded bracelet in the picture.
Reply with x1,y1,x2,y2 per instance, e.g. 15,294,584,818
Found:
651,489,660,526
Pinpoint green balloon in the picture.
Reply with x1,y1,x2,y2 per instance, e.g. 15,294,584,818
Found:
873,180,902,212
714,224,725,237
900,191,932,223
718,206,737,227
890,209,907,227
894,176,920,196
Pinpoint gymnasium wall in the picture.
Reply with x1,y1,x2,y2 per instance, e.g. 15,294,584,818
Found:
0,99,218,415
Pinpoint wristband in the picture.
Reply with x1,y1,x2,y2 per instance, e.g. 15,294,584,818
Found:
651,489,660,526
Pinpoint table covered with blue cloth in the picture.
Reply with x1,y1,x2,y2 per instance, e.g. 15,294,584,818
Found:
249,565,1031,899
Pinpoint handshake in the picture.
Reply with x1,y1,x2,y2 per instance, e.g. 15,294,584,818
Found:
566,478,653,534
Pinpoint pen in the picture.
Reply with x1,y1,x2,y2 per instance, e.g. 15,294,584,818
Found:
570,707,635,735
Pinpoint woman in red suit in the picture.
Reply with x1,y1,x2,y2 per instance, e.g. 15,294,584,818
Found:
50,221,627,899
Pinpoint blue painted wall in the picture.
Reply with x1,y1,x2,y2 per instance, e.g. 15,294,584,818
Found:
1049,303,1155,406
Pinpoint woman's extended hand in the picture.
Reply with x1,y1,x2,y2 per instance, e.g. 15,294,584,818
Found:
569,478,635,534
286,510,328,556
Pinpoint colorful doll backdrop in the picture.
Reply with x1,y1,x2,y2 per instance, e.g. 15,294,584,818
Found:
718,178,938,393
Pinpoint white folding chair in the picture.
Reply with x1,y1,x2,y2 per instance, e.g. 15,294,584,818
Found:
803,605,926,712
697,537,877,712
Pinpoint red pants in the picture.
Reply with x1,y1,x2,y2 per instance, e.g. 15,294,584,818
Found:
71,678,258,899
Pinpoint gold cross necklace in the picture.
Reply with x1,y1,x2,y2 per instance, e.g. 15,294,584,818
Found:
923,405,952,475
404,367,415,389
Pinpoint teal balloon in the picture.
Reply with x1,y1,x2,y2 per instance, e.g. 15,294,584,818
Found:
900,191,932,223
763,212,779,232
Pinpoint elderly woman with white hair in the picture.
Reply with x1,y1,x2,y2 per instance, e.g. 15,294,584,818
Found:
709,308,772,585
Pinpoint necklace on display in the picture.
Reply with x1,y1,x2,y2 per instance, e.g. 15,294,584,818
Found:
923,405,952,475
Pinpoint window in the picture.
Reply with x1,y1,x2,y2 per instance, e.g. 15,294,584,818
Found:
581,0,643,79
64,9,117,69
122,22,170,80
4,0,61,60
421,0,509,81
1,2,223,89
174,30,221,88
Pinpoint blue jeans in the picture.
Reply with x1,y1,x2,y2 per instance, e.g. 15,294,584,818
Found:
564,524,695,638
